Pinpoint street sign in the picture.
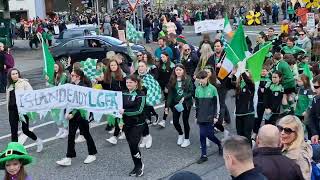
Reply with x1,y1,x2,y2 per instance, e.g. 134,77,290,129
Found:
126,0,140,11
307,13,315,30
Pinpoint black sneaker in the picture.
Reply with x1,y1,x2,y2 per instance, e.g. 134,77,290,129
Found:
105,124,113,131
218,146,223,156
129,167,137,177
197,156,208,164
135,164,144,177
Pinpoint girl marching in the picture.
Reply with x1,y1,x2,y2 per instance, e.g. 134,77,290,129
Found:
119,74,146,177
7,68,43,153
166,64,194,147
56,69,97,166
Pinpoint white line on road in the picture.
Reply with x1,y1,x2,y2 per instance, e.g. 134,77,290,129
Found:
1,104,166,149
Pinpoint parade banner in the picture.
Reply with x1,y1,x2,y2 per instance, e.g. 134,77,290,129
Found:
15,84,123,121
307,13,315,30
194,19,224,33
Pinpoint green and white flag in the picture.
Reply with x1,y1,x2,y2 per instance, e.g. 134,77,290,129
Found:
230,23,250,61
247,43,272,82
80,58,99,81
141,74,162,106
126,20,144,43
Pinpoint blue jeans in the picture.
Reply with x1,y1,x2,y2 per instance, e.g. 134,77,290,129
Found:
199,123,221,156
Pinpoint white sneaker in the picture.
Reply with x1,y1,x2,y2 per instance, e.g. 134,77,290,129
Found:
36,138,43,153
145,135,152,149
75,135,86,143
177,135,184,145
84,155,96,164
152,115,159,125
170,120,173,124
181,139,191,148
106,136,118,145
108,128,115,134
55,128,63,137
56,157,71,166
158,120,166,128
118,132,126,140
57,129,68,139
206,138,211,147
139,137,146,148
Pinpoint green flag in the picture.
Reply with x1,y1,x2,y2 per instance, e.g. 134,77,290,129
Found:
80,58,99,81
303,63,313,81
41,40,55,84
126,20,144,43
247,43,272,82
230,23,249,61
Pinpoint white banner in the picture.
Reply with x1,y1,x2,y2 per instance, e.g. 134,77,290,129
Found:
194,19,224,33
15,84,123,119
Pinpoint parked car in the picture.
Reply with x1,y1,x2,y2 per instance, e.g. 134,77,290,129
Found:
54,26,97,45
50,35,146,67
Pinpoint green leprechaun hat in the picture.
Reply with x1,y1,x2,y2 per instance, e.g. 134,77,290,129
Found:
0,142,32,169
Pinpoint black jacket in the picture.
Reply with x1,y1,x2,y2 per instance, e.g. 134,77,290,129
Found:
253,147,304,180
157,65,174,90
309,96,320,136
0,51,5,72
232,168,267,180
122,90,146,127
181,52,199,77
235,73,255,116
264,83,284,114
100,77,126,91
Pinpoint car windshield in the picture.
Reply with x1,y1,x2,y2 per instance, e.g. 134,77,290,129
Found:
102,36,123,45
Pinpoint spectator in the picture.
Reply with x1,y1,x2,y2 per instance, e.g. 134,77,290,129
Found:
222,135,267,180
309,75,320,144
272,3,279,24
169,171,202,180
143,14,152,43
0,43,5,93
254,124,304,180
296,30,312,56
3,46,14,87
278,115,313,180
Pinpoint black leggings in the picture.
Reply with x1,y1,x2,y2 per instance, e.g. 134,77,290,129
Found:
67,116,97,158
163,92,169,120
9,108,37,142
145,106,158,120
236,114,254,146
124,124,144,169
170,103,191,139
253,103,265,134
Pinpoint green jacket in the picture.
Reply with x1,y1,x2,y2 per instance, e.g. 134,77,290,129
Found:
274,60,296,89
295,87,314,116
167,77,194,108
195,83,219,123
281,45,306,55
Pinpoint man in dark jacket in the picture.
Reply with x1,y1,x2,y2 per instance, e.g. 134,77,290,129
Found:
309,75,320,144
180,44,199,77
223,136,267,180
254,125,304,180
143,14,152,43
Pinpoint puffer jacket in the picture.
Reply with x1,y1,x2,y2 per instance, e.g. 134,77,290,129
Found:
6,78,33,110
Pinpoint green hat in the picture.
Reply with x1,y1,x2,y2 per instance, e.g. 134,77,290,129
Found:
176,35,187,44
0,142,32,169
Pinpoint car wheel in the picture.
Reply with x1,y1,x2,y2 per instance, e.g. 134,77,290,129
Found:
59,56,69,68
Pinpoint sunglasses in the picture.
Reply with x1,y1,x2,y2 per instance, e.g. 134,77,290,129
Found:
185,49,191,51
299,34,305,36
314,85,320,89
277,125,295,134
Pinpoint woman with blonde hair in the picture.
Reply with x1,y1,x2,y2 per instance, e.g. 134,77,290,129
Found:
194,43,215,76
277,115,312,180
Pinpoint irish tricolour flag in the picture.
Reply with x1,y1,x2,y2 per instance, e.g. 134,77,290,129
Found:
218,43,240,80
224,15,233,38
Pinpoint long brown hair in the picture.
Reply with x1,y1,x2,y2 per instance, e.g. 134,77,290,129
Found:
104,59,123,83
54,61,65,84
144,52,155,65
4,163,27,180
160,52,171,72
299,74,311,89
167,64,188,90
7,68,22,87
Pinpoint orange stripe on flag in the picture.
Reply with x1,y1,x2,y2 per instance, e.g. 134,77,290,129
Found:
218,67,229,80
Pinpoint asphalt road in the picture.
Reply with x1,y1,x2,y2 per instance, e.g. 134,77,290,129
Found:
0,24,280,180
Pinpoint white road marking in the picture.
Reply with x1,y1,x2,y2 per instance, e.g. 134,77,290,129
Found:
1,104,166,149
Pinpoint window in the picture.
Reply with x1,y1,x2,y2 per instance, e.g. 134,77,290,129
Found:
63,39,84,48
